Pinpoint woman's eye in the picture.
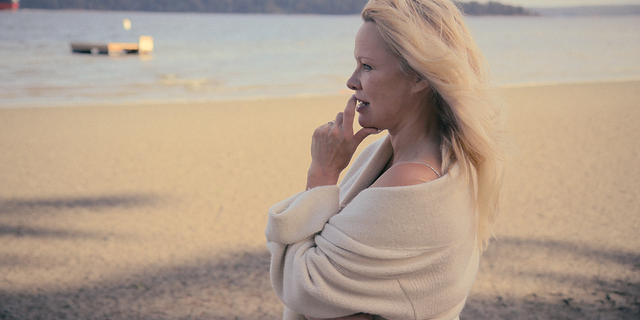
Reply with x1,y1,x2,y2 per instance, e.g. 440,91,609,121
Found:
363,64,372,71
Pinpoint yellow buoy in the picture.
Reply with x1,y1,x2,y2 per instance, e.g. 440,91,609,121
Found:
123,19,132,31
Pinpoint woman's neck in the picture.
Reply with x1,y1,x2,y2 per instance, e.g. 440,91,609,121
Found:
387,112,442,167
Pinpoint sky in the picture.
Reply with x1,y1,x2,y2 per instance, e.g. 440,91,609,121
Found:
486,0,640,7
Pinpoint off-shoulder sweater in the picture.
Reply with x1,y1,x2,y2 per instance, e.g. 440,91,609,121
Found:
265,135,479,320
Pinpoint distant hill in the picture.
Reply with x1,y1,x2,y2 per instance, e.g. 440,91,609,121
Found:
534,5,640,16
20,0,536,15
456,1,536,16
19,0,369,14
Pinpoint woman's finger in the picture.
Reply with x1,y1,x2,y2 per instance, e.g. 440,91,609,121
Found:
353,127,380,145
335,112,344,127
341,95,358,135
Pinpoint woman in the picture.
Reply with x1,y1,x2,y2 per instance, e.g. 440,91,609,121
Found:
265,0,505,319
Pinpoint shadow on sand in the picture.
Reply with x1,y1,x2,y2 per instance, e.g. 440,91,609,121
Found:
0,194,160,215
0,250,282,320
0,193,283,319
0,194,161,249
0,224,638,319
462,236,640,320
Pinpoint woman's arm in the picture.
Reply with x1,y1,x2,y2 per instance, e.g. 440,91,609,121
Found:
306,95,378,190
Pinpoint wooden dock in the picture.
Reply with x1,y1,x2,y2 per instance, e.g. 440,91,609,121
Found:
71,36,153,55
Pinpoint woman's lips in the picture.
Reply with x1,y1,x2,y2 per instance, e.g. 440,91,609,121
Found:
356,100,370,112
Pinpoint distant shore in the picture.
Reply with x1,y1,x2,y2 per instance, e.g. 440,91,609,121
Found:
18,0,535,15
14,3,640,16
534,4,640,16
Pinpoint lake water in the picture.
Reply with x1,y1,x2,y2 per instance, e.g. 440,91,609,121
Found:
1,10,639,108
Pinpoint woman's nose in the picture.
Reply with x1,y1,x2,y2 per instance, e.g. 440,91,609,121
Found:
346,71,361,91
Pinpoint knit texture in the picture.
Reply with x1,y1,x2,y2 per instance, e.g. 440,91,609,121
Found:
265,136,479,320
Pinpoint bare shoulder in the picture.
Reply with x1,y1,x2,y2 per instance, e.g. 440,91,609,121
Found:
370,162,440,188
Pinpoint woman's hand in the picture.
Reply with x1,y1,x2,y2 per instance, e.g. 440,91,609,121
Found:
305,314,374,320
306,95,378,190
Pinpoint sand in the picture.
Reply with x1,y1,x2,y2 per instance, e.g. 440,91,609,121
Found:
0,80,638,319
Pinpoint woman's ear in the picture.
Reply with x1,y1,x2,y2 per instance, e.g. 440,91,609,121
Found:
411,78,429,94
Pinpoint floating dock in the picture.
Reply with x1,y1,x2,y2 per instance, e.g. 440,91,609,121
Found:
71,36,153,55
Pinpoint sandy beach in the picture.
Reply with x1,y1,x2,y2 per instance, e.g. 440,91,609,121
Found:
1,80,638,319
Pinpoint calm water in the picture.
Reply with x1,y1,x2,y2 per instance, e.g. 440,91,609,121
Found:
1,10,639,108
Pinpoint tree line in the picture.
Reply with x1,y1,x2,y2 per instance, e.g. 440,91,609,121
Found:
20,0,369,14
21,0,536,15
458,1,537,16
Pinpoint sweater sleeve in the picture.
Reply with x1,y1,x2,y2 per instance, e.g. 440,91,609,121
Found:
265,183,477,320
265,185,340,245
266,185,392,319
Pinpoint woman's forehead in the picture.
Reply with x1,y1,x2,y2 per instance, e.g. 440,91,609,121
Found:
354,22,394,60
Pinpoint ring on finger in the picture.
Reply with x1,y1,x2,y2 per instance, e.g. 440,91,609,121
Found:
327,120,335,125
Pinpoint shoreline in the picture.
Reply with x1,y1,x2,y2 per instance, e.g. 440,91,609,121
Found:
496,76,640,88
3,78,640,110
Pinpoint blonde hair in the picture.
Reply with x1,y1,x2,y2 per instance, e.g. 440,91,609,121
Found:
362,0,505,250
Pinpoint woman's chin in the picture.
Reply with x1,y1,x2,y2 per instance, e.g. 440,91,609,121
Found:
357,119,379,131
357,117,369,128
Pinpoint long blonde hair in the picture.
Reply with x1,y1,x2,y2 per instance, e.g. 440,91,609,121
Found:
362,0,505,250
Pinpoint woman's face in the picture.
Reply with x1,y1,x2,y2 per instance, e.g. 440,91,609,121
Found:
347,22,427,133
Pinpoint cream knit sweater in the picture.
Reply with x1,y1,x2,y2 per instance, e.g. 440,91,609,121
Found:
266,136,479,320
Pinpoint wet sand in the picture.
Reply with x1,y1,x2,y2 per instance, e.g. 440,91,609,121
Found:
1,80,638,319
